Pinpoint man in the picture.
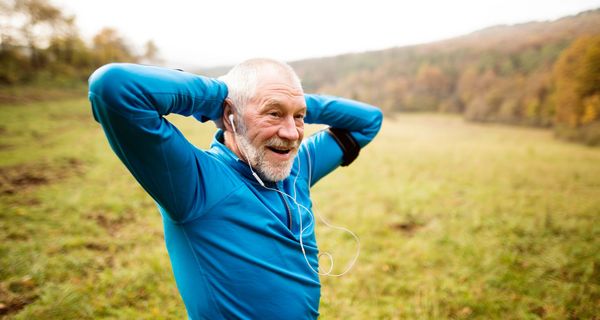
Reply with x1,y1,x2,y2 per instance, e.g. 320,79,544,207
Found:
88,59,382,319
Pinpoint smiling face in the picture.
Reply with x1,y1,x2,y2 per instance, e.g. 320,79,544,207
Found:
230,65,306,182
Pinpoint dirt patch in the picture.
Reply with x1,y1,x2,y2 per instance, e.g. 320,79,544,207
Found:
0,277,38,317
0,157,85,195
529,305,546,317
84,242,109,251
5,231,29,241
87,211,135,236
0,295,38,316
10,197,41,206
389,220,425,235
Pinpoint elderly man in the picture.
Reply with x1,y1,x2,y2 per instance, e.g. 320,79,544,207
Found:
88,59,382,319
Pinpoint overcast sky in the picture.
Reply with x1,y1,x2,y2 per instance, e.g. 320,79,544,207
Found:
53,0,599,69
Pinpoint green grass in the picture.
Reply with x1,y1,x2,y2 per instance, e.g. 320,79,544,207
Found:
0,85,87,105
1,99,598,319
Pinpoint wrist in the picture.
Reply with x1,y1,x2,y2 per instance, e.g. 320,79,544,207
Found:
304,94,321,124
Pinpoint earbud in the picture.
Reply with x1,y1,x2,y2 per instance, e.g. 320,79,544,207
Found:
228,114,236,132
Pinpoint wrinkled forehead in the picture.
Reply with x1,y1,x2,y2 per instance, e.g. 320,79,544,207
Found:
250,68,305,107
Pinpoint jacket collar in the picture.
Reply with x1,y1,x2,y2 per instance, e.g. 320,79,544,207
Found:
209,129,277,187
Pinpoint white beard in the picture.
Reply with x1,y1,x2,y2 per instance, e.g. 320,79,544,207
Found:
236,131,298,182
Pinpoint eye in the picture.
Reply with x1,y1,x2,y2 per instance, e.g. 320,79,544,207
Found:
268,111,280,118
294,114,305,120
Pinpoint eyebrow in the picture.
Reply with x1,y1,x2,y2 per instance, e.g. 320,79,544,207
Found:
261,100,282,110
260,99,306,113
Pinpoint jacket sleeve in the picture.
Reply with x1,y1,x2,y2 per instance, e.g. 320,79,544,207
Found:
301,94,383,186
88,63,228,222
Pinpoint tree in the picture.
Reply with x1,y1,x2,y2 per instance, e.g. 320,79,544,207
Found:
553,35,600,127
92,27,135,65
141,39,163,65
553,35,600,145
13,0,67,68
0,0,146,87
0,0,80,84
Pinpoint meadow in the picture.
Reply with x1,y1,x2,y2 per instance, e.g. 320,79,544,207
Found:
0,99,598,319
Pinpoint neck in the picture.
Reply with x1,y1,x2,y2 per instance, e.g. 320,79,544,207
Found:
224,130,269,185
224,130,245,161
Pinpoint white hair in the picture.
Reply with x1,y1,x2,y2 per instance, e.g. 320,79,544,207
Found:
218,58,302,120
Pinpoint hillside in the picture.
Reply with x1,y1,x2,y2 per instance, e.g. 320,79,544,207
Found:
200,10,600,145
281,9,600,144
289,9,598,110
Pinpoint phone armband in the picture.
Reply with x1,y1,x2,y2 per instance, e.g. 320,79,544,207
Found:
327,127,360,167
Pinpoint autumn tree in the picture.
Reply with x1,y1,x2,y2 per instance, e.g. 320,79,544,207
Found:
413,63,451,110
0,0,70,83
92,27,135,65
553,35,600,144
553,35,600,126
0,0,98,84
141,39,164,65
13,0,68,68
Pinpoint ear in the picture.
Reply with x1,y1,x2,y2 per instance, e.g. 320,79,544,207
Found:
221,99,234,132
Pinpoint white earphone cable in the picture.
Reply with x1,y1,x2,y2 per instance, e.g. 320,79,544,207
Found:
229,115,360,276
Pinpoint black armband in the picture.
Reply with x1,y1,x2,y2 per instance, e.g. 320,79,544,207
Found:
327,127,360,167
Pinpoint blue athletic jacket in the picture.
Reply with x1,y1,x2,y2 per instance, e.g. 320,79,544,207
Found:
88,63,382,319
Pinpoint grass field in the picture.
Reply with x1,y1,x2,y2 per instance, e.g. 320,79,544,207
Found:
1,98,599,319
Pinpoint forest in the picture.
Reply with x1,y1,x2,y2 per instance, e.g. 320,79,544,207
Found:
0,0,160,101
1,0,599,145
286,9,600,145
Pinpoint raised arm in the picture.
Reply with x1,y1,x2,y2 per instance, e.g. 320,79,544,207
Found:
88,63,228,222
301,94,383,185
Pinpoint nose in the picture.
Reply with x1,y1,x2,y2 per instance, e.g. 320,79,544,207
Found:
278,116,300,141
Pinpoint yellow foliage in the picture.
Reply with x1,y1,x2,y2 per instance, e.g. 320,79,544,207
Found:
553,35,600,127
581,94,600,124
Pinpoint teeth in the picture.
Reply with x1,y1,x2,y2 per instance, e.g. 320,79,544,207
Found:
268,146,291,154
